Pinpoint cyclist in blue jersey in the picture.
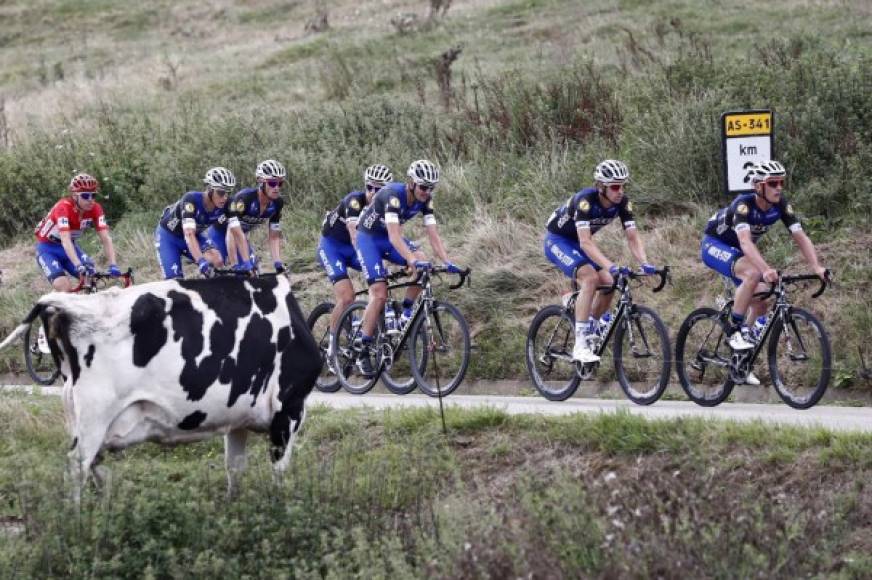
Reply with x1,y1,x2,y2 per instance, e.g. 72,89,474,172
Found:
208,159,287,273
544,160,658,363
318,163,393,340
701,160,827,383
154,167,245,279
354,159,466,376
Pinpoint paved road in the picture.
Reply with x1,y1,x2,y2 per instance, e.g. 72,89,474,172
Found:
4,385,870,433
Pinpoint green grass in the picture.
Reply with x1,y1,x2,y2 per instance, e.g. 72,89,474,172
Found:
1,395,871,577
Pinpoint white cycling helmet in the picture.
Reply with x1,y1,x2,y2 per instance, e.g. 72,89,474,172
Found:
364,164,393,184
204,166,236,189
593,159,630,183
407,159,439,186
256,159,287,181
747,160,786,183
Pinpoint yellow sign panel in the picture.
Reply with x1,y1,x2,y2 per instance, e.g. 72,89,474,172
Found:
724,112,772,137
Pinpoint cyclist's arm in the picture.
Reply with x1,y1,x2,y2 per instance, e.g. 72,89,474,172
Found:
183,228,205,262
736,229,771,273
227,225,249,266
58,230,84,268
386,222,416,265
424,223,450,263
791,229,826,278
95,229,118,266
623,227,648,266
578,228,613,271
346,222,359,247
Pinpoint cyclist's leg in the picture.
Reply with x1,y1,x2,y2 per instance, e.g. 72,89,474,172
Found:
590,263,613,319
36,242,75,292
207,226,230,265
356,232,389,339
544,233,594,321
317,236,357,331
385,237,424,306
702,235,754,339
154,226,186,279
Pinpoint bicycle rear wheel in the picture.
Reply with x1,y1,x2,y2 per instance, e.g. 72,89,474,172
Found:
23,319,60,386
613,305,671,405
767,308,831,409
525,305,580,401
409,301,470,397
306,302,341,393
675,307,735,407
331,302,378,395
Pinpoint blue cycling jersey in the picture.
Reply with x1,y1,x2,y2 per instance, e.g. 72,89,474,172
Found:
545,187,636,241
704,193,801,248
159,191,229,236
356,182,435,236
321,190,368,245
212,187,283,234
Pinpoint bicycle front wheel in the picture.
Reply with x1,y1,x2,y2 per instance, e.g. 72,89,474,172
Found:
675,307,734,407
409,301,470,397
767,308,831,409
23,318,60,386
306,302,341,393
331,302,379,395
613,305,671,405
525,305,580,401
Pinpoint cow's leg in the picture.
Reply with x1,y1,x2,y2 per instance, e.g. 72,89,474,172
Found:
224,429,248,500
270,399,306,476
67,425,108,504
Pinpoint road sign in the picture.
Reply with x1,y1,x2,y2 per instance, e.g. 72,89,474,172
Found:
721,110,773,195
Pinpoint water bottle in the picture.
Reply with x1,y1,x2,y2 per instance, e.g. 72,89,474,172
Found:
599,312,613,336
752,315,768,342
384,303,398,334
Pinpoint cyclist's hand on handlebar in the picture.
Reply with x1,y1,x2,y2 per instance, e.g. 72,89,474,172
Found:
763,268,779,284
444,261,465,274
641,263,658,275
76,263,88,277
608,264,629,277
814,266,830,282
82,258,96,276
234,259,254,273
108,264,121,277
413,260,432,272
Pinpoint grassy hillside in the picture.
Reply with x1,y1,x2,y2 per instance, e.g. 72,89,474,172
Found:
2,393,871,577
1,0,871,390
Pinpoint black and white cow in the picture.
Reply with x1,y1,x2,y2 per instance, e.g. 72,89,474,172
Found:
0,274,321,500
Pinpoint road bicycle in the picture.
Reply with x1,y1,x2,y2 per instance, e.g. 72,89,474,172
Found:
24,269,134,385
306,270,421,394
525,267,670,404
331,266,471,397
675,272,831,409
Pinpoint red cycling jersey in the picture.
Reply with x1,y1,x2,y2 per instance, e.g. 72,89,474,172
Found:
34,197,108,243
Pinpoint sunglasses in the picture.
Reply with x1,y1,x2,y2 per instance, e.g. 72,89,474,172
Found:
78,192,96,200
365,183,384,193
212,188,231,197
417,183,435,193
265,179,283,188
766,179,784,188
606,183,625,192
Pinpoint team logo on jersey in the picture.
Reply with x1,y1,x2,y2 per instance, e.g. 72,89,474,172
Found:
184,202,195,214
235,201,246,212
389,197,400,208
736,203,749,216
217,215,227,224
578,199,590,212
350,199,360,210
58,217,69,228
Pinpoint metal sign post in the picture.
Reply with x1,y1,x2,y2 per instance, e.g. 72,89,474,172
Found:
721,110,774,195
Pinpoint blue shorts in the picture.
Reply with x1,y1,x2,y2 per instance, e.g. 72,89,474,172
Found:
206,226,256,265
355,231,418,284
701,235,742,285
35,242,91,282
317,235,361,283
543,232,601,278
154,226,216,279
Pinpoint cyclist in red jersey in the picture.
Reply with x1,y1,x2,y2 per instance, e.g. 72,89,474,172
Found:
34,173,121,292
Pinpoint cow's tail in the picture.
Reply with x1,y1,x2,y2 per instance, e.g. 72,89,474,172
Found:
0,303,46,352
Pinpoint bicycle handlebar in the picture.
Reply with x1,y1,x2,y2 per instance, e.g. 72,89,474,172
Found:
753,270,831,300
596,266,670,294
71,268,134,293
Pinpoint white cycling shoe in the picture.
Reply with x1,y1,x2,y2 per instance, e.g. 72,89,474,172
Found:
37,325,51,355
728,330,755,351
572,338,600,363
739,371,761,386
